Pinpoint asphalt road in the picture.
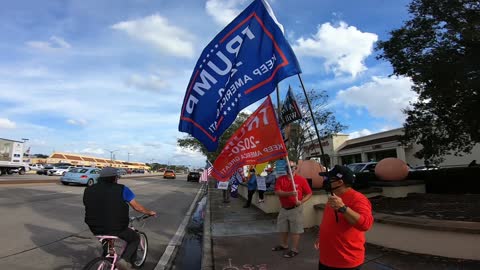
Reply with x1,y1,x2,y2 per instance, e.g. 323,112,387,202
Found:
0,173,161,183
0,175,202,270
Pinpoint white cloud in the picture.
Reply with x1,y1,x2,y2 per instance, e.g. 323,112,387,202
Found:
349,129,373,139
26,36,71,51
126,74,169,92
112,14,195,58
80,148,105,155
0,118,16,129
293,21,378,77
206,0,248,26
337,76,417,122
66,119,88,126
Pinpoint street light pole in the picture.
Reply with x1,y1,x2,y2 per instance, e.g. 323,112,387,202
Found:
105,149,119,161
21,138,29,161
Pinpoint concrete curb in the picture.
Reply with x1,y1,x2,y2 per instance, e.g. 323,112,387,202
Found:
154,182,206,270
201,182,213,270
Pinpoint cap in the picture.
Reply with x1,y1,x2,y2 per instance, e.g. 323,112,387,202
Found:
320,165,355,184
99,167,120,178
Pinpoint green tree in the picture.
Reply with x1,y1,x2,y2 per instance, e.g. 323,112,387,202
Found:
377,0,479,163
285,88,346,164
177,112,250,162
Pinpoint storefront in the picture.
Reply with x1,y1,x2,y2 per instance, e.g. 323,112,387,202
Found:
44,152,148,170
304,128,480,168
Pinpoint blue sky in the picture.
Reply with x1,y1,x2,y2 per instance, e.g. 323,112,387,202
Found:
0,0,417,166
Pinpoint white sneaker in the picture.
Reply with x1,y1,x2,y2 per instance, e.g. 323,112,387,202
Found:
258,199,265,203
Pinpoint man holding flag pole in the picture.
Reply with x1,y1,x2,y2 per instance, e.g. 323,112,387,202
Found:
272,159,312,258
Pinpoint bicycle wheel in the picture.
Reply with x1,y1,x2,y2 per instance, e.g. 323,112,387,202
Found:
83,257,113,270
133,232,148,267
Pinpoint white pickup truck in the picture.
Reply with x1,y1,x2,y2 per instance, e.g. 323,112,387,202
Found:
0,138,30,176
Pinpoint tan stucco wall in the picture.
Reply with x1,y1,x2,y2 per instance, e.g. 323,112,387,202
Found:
406,144,480,168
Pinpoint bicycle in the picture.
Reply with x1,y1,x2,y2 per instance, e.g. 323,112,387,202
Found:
83,214,152,270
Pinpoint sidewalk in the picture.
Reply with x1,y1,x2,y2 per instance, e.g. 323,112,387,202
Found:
206,183,480,270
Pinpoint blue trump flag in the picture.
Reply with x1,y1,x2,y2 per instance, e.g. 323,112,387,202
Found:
179,0,301,151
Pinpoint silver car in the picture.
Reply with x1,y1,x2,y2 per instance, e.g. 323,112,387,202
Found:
61,167,101,186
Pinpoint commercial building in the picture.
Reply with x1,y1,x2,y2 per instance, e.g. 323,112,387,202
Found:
30,152,148,170
304,128,480,168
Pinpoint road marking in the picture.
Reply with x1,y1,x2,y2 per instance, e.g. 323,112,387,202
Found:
30,191,73,197
154,183,205,270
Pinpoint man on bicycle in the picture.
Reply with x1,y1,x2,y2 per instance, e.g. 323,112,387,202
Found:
83,167,156,270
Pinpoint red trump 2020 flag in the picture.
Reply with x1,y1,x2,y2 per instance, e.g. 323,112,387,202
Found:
212,96,287,181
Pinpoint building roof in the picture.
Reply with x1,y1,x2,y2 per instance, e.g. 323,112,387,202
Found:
0,138,24,143
48,152,146,166
339,135,402,151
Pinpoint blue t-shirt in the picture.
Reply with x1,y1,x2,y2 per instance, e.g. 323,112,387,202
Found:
123,186,135,202
247,174,257,190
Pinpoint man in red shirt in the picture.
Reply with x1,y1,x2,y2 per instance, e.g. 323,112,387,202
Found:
272,162,312,258
316,165,374,269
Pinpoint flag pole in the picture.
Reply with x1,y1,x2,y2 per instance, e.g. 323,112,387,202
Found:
276,85,281,117
277,84,298,203
297,74,338,222
285,155,299,204
297,74,327,168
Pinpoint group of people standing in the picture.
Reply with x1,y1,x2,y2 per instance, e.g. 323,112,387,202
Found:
229,162,374,269
243,166,276,208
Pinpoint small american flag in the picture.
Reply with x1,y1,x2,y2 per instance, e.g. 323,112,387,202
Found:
200,164,212,182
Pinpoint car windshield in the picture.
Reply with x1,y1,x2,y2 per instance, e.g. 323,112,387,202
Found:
165,170,174,173
190,172,199,175
347,164,367,173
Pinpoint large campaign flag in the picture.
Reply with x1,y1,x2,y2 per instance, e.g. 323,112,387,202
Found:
179,0,301,151
280,86,302,126
212,97,287,181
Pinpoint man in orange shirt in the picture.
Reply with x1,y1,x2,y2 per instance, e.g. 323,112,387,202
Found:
272,162,312,258
316,165,374,269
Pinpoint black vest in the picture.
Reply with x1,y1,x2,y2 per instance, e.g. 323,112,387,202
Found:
83,182,129,235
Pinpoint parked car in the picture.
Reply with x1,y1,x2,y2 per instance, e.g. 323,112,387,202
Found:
346,162,378,173
29,164,44,171
163,170,176,179
187,171,200,182
61,167,101,186
413,165,439,171
37,165,55,175
117,169,127,175
48,166,74,176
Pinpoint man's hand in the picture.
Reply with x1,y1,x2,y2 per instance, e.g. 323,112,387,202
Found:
148,210,157,216
327,194,344,211
295,200,302,206
314,239,319,250
289,191,298,197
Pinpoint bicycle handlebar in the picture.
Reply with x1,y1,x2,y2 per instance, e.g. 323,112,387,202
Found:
129,214,153,222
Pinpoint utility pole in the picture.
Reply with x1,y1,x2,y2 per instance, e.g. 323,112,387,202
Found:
21,138,29,161
105,149,119,161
